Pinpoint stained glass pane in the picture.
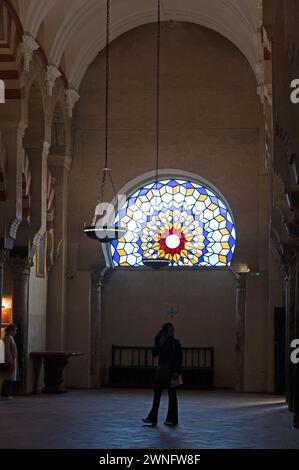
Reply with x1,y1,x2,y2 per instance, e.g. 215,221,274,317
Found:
111,179,236,267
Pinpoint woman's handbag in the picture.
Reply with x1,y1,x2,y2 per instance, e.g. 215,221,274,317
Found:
170,373,183,387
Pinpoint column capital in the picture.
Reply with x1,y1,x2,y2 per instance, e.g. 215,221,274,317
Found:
65,89,80,118
22,33,39,72
46,65,62,97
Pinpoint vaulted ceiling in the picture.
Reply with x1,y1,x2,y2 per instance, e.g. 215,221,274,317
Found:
11,0,263,91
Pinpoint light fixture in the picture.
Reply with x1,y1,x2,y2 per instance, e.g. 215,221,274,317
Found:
142,0,170,269
84,0,126,243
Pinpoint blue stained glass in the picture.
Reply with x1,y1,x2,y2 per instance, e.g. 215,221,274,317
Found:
226,221,234,231
168,180,179,187
182,182,194,189
210,196,219,205
198,188,208,195
138,188,149,196
228,235,235,247
111,239,118,249
119,208,126,219
128,197,137,206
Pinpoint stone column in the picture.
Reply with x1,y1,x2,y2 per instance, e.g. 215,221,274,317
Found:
90,266,111,388
8,256,32,393
235,273,247,392
294,254,299,428
46,155,71,350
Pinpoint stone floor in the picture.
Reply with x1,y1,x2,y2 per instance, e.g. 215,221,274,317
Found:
0,389,299,449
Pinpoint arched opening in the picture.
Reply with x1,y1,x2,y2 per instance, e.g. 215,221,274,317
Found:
109,175,236,268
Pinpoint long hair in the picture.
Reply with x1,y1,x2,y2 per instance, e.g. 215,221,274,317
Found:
155,322,174,342
5,323,17,335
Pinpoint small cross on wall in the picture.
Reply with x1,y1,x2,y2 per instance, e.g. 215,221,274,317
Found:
167,307,178,318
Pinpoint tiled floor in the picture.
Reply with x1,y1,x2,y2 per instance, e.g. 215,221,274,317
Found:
0,389,298,449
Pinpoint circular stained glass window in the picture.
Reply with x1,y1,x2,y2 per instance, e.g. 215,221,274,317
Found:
111,178,236,267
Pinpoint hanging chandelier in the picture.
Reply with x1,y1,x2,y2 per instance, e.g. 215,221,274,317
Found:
84,0,126,243
142,0,169,269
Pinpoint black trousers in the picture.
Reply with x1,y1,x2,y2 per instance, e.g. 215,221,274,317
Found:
147,380,178,424
1,380,15,397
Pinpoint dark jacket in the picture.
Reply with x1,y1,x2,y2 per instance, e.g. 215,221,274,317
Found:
153,336,183,374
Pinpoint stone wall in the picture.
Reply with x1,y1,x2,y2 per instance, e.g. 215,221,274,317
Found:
66,22,269,390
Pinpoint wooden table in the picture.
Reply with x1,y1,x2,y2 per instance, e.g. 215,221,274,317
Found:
30,351,84,394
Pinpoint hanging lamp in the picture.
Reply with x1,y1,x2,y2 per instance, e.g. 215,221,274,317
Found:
84,0,126,242
142,0,169,269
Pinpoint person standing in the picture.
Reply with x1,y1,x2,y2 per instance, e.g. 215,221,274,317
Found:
143,323,183,426
1,323,18,399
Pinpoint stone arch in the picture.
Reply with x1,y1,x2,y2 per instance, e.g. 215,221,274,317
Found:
0,0,23,101
103,169,236,269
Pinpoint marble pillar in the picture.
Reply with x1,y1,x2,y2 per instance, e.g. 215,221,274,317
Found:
235,273,247,392
46,155,71,350
8,256,32,393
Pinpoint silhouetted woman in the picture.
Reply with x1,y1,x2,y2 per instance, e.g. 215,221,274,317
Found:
143,323,182,426
1,323,18,399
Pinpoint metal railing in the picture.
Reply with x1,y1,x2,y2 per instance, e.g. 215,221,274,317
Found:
111,345,214,369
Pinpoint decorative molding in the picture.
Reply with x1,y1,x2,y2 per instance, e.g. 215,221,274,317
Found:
22,33,39,72
65,89,80,118
46,65,62,97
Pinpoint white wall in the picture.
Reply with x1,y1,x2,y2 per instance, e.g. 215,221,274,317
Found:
103,269,236,388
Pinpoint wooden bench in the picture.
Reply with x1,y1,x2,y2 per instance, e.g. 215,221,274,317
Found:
110,345,214,389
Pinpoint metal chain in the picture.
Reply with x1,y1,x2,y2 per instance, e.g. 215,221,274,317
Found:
104,0,110,170
96,0,112,205
153,0,161,234
155,0,161,185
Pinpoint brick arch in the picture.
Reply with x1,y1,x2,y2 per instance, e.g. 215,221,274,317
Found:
0,0,23,100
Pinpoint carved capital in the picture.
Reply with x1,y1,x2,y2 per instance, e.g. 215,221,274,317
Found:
46,65,62,97
65,89,80,118
22,33,39,72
